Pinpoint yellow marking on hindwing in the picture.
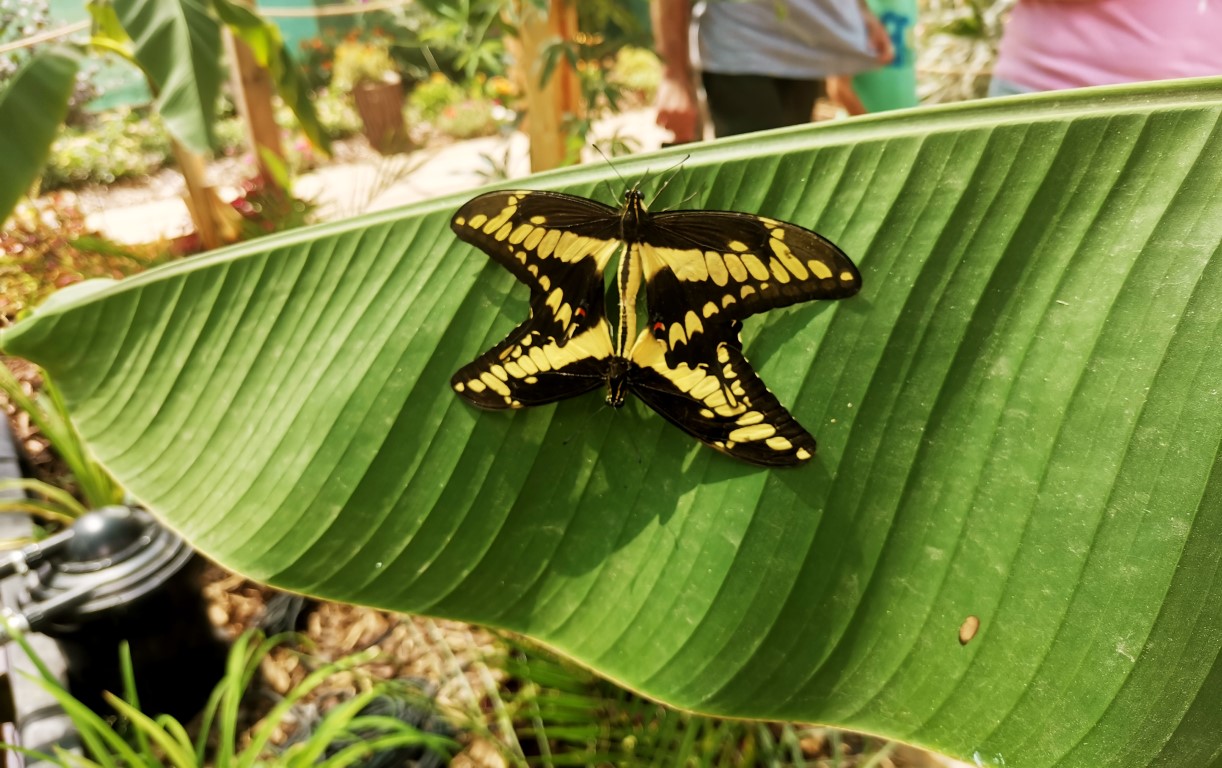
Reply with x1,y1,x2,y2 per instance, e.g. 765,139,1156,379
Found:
706,252,729,286
546,289,565,313
454,382,466,392
527,264,538,276
554,303,573,329
509,224,533,244
494,222,513,241
724,253,748,281
796,447,812,461
543,343,575,369
539,275,551,290
736,411,764,426
454,216,466,226
523,227,546,251
702,301,718,318
770,237,809,280
684,310,702,338
741,285,757,298
520,334,533,347
467,379,487,393
671,248,709,281
505,361,527,378
807,259,833,279
482,207,515,234
669,323,687,348
490,364,509,381
766,436,793,451
839,270,855,282
516,354,539,375
480,371,510,396
538,229,562,258
529,346,551,371
716,344,730,364
721,294,737,308
741,253,771,281
769,258,791,283
554,231,580,261
467,213,488,229
689,375,721,401
729,423,776,443
723,364,736,379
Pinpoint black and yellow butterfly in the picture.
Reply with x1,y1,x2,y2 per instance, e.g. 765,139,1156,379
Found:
450,187,860,466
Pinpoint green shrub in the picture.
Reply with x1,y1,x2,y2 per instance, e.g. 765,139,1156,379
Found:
609,45,662,102
41,109,169,189
312,87,363,139
434,98,499,139
407,73,466,121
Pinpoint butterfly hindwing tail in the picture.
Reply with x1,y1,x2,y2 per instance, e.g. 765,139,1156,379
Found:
627,328,816,465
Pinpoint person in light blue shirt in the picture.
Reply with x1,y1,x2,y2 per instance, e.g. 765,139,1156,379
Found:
653,0,894,141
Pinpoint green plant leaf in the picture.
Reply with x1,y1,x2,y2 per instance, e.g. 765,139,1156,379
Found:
3,79,1221,767
0,47,79,225
113,0,222,153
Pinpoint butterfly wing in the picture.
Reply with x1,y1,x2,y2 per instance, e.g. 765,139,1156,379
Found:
641,209,860,324
450,190,623,409
622,209,857,465
626,321,817,466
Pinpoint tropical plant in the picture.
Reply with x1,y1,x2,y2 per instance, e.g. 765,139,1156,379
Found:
2,627,455,766
331,37,399,91
496,639,907,766
0,80,1220,767
0,0,328,228
0,362,123,525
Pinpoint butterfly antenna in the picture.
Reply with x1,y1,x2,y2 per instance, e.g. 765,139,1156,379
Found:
592,144,629,201
649,154,691,209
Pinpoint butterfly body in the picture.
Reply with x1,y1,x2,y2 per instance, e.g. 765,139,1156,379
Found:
450,187,860,466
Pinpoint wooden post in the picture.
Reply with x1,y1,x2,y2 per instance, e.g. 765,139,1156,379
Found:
174,142,242,250
223,1,286,185
507,0,582,172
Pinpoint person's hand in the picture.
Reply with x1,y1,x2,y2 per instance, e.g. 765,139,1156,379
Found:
827,75,866,116
654,72,700,144
862,8,896,65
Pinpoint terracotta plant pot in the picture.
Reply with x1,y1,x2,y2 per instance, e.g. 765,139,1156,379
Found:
353,77,409,154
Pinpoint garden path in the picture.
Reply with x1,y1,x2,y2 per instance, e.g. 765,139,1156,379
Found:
81,107,670,246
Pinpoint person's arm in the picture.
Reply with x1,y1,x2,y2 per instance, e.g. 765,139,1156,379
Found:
858,0,896,65
651,0,700,143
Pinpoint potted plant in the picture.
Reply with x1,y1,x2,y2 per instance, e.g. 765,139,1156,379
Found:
332,38,410,154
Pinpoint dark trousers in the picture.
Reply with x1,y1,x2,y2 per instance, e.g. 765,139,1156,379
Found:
701,72,825,138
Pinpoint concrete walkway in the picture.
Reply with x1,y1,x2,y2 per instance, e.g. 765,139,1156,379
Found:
84,108,672,246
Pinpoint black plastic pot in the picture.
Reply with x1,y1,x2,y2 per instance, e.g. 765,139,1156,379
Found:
13,506,228,722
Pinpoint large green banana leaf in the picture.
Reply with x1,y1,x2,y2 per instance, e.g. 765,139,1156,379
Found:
4,79,1221,767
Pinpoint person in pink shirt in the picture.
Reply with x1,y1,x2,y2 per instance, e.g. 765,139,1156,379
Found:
989,0,1222,97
